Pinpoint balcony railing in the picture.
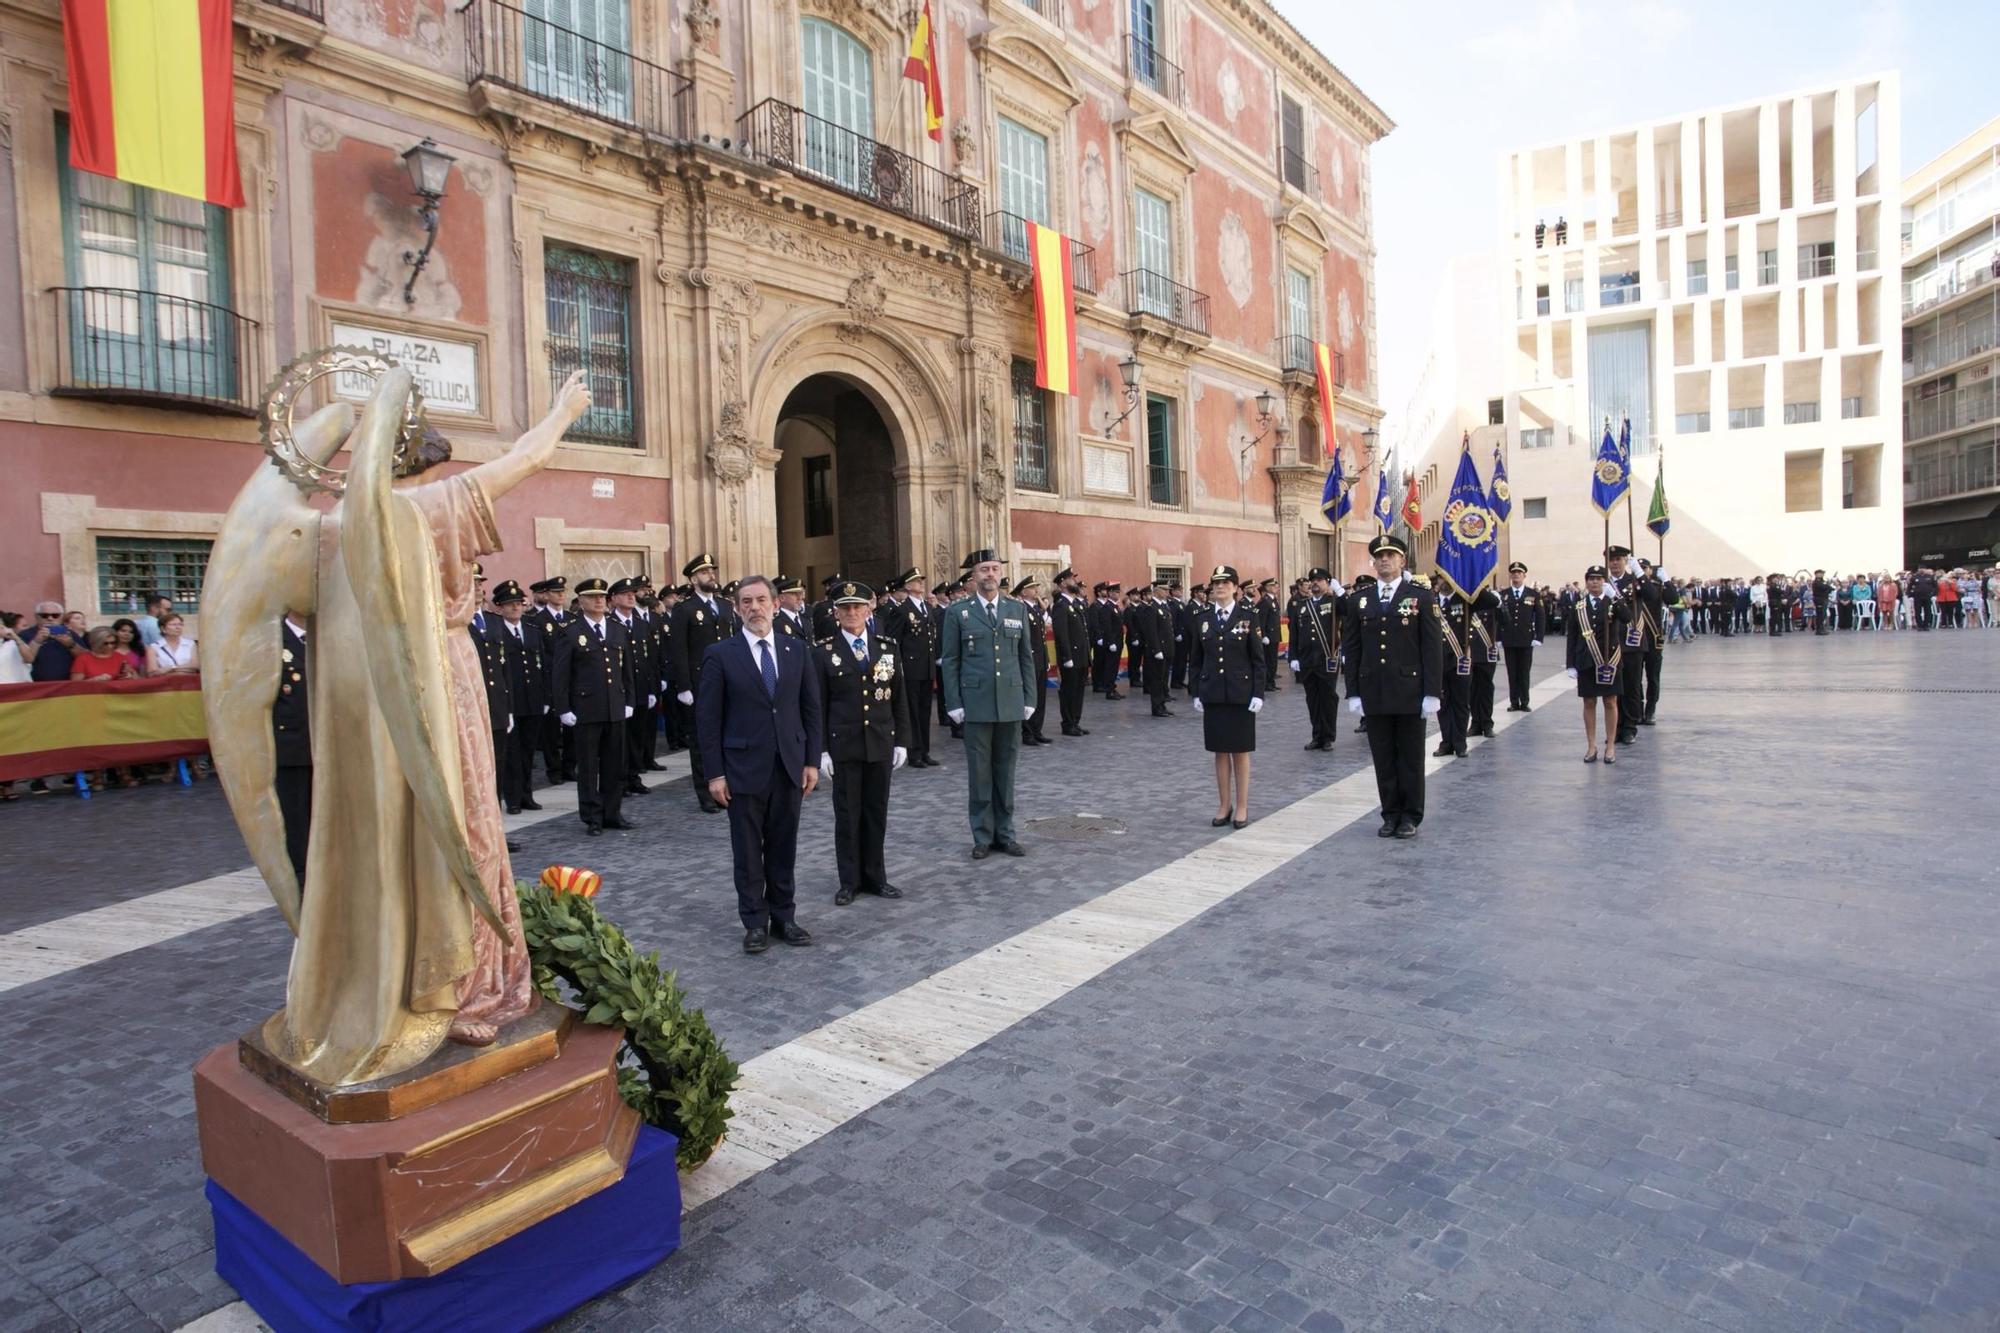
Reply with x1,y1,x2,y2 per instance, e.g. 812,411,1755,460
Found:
739,99,981,240
466,0,688,141
1122,269,1209,335
982,211,1096,293
1280,148,1319,200
1903,306,1998,379
49,287,261,415
1903,254,2000,317
1127,35,1183,104
1148,462,1182,507
1011,0,1064,24
258,0,324,18
1599,279,1643,308
1273,335,1342,385
1799,252,1835,279
1905,381,2000,443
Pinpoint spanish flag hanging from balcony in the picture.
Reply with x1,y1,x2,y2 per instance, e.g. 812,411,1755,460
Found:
62,0,245,208
1026,222,1078,396
903,0,945,143
1313,340,1339,459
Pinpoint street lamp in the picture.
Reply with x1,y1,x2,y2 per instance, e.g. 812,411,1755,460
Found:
1237,387,1281,518
1103,351,1143,431
400,137,456,305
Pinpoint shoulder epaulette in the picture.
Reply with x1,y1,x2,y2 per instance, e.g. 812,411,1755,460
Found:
1409,573,1431,588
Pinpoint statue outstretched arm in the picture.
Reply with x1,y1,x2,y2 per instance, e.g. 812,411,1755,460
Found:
461,369,591,503
343,370,508,936
202,402,353,933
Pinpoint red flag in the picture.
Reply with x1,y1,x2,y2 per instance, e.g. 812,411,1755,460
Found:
1400,472,1423,532
903,0,945,143
1027,223,1078,395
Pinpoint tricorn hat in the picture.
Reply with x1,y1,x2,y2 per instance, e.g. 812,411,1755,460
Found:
961,548,999,568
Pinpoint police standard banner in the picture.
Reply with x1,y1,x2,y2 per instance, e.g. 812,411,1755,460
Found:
0,675,207,781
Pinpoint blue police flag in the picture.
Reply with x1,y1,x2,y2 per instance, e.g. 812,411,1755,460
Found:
1488,441,1512,522
1320,445,1350,522
1590,418,1630,514
1372,452,1397,532
1433,441,1500,599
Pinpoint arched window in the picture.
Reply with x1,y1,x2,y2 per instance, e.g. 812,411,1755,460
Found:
800,18,874,192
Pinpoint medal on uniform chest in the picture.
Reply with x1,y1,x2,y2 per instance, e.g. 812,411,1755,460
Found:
695,610,704,623
872,655,895,682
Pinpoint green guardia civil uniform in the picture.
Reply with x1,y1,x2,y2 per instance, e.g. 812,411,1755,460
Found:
940,590,1038,849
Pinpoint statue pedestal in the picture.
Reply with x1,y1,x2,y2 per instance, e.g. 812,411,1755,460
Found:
193,1008,642,1285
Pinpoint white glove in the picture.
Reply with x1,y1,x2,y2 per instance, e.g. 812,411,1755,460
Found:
1193,698,1205,713
1289,660,1300,672
506,715,514,733
949,708,965,724
1062,659,1074,668
677,690,693,706
1023,705,1035,720
1532,640,1543,648
1248,697,1264,714
1420,696,1440,717
1154,651,1164,660
1095,639,1104,646
623,705,634,719
819,752,834,780
892,746,906,770
560,711,577,727
1566,667,1578,680
647,694,657,709
1347,698,1363,716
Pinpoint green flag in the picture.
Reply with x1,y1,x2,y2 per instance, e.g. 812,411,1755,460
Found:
1646,458,1670,537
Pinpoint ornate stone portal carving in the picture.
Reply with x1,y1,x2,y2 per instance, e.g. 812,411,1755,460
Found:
708,401,756,483
840,266,889,340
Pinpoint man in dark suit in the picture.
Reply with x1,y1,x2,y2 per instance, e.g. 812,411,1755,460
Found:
1049,567,1090,737
698,575,822,954
1289,567,1341,749
1495,561,1542,711
884,568,939,766
1342,535,1443,839
551,577,638,836
491,580,547,815
670,553,736,812
814,580,910,906
275,613,312,885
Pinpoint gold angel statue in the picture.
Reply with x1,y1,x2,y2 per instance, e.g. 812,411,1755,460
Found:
203,359,592,1086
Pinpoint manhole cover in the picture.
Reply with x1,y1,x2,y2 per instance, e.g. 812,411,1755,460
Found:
1025,814,1127,840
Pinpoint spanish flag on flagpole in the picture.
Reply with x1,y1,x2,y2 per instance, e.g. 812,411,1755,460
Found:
1313,341,1339,459
1026,222,1078,395
903,0,945,144
63,0,245,208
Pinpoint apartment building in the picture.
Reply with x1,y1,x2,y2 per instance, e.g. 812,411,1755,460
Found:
1901,116,2000,568
0,0,1388,624
1407,76,1901,585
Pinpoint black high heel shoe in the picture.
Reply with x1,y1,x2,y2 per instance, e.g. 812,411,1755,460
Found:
1211,813,1232,827
1232,815,1250,829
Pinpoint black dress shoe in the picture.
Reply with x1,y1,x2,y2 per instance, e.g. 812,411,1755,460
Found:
1638,717,1656,726
506,838,522,853
1076,727,1090,735
1231,817,1249,830
585,824,602,837
743,928,769,954
834,886,856,907
771,921,813,946
1212,815,1232,827
1304,739,1321,750
506,803,523,816
1062,726,1083,737
1432,744,1453,757
604,817,638,830
998,840,1026,857
1454,745,1468,757
1377,819,1398,838
1394,818,1419,839
1480,725,1496,738
1617,734,1637,746
871,883,903,899
698,798,721,814
1158,708,1175,717
520,798,544,811
971,844,992,860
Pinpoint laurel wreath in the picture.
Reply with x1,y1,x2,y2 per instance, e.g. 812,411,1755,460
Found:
516,880,738,1171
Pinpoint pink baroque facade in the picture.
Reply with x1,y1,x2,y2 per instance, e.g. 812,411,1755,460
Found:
0,0,1387,625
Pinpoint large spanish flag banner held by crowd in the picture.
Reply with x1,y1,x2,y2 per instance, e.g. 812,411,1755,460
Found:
1028,222,1079,395
0,676,209,783
62,0,246,208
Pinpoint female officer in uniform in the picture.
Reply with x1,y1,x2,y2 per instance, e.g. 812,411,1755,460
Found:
1189,565,1265,829
1567,565,1631,764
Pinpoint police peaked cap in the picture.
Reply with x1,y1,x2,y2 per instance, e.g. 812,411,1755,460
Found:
491,579,527,604
832,581,873,605
1368,534,1409,558
574,577,610,596
682,553,717,577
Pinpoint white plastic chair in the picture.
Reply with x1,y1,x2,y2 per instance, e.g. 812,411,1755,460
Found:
1854,600,1876,630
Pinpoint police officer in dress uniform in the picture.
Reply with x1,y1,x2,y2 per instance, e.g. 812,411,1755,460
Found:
1433,591,1475,758
1466,585,1502,738
1048,567,1091,736
1567,564,1631,763
1342,535,1443,839
1605,546,1662,744
1189,565,1265,828
468,565,513,793
1137,579,1176,717
552,577,639,835
670,554,737,813
275,613,312,885
773,576,810,640
1014,575,1054,742
1256,579,1283,689
1089,582,1125,698
1289,567,1341,750
884,569,940,766
530,576,574,782
1495,561,1543,711
491,580,548,815
810,575,844,642
940,549,1038,859
814,580,912,906
630,575,667,771
1635,558,1667,725
608,578,655,798
1168,581,1192,693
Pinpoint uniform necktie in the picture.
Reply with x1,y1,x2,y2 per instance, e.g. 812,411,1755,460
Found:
592,619,604,641
852,636,867,663
759,638,777,696
983,600,997,627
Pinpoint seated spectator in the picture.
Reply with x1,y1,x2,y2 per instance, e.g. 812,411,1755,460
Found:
19,602,79,682
109,618,147,675
148,613,199,675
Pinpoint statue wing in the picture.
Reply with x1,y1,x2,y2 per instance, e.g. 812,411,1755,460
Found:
202,403,351,933
341,369,506,936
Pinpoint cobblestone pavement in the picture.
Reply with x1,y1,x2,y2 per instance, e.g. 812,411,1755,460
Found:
3,633,1997,1331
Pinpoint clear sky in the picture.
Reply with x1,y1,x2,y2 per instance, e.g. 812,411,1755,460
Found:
1278,0,2000,437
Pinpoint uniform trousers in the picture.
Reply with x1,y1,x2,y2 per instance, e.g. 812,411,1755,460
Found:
540,711,570,782
571,719,624,828
1058,662,1088,730
1438,666,1472,751
904,676,935,760
961,721,1022,848
1502,645,1534,709
1618,649,1645,739
682,693,709,793
727,756,803,930
623,710,653,786
1170,641,1189,690
1145,654,1170,712
502,713,538,809
1091,641,1120,692
1365,713,1427,826
658,694,684,750
1640,647,1663,721
830,757,892,892
1300,667,1338,744
1470,657,1497,733
275,764,312,886
1025,673,1050,739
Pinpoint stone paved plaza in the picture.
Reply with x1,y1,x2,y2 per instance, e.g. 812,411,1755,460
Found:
2,631,1997,1332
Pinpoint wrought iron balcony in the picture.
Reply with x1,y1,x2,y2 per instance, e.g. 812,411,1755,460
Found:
1127,35,1183,104
466,0,688,142
982,211,1097,293
738,99,981,241
49,287,262,416
1148,462,1183,508
1011,0,1064,24
1280,148,1319,200
258,0,323,18
1274,335,1341,386
1122,269,1210,336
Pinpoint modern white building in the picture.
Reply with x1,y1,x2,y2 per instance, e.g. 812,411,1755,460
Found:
1901,116,2000,568
1407,76,1902,584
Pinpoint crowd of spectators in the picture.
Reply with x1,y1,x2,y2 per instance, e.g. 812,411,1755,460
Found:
1523,566,1999,641
0,591,207,800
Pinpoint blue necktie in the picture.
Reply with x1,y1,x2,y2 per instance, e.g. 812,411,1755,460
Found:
758,638,777,696
851,636,867,663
